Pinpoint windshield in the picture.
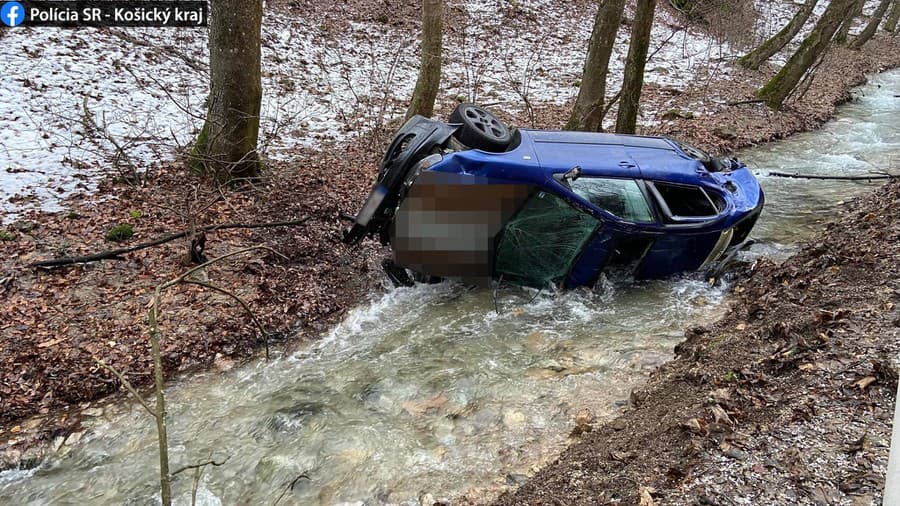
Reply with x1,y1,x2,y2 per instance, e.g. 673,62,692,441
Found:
494,191,599,288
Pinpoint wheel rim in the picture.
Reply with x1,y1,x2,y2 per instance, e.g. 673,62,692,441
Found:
465,107,507,141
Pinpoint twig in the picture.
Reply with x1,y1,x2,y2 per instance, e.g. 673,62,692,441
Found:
170,456,231,477
727,99,766,106
107,28,207,74
93,358,156,418
273,474,311,506
191,466,202,506
29,218,309,268
181,279,272,360
646,26,682,65
766,171,898,180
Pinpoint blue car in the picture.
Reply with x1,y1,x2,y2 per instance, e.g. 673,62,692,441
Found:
343,104,763,289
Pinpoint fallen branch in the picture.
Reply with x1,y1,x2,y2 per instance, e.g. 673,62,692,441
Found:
728,98,766,106
29,218,309,268
170,456,231,477
766,171,898,181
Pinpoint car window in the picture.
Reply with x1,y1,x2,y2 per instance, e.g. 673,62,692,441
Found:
570,178,654,223
494,191,599,288
651,182,719,219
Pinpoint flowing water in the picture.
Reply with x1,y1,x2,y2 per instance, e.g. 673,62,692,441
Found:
3,70,898,505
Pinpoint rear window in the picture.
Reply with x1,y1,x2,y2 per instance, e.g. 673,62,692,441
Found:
570,178,654,223
651,182,719,219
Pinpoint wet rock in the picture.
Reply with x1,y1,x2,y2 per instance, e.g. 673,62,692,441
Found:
538,359,566,372
721,443,748,460
431,417,456,445
571,408,596,435
502,410,526,429
213,353,235,372
506,473,528,486
401,394,448,416
525,331,550,353
661,108,694,120
81,407,104,418
64,431,83,447
254,454,317,483
318,483,337,504
267,401,325,433
335,447,372,466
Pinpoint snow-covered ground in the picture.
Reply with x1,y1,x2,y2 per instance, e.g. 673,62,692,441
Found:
0,0,879,221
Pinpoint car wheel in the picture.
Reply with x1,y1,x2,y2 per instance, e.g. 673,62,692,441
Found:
449,103,513,152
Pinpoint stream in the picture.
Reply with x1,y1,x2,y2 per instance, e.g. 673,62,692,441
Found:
3,70,898,505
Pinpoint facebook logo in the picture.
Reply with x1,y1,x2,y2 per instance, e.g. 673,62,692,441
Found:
2,2,25,27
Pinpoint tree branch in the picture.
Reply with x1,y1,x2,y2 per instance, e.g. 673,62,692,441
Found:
29,218,308,268
767,171,898,180
170,456,231,477
93,358,157,418
181,279,272,360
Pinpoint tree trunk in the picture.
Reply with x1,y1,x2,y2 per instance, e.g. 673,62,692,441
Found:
738,0,818,70
886,0,900,32
567,0,626,131
615,0,657,134
834,0,864,43
756,0,858,110
850,0,893,47
406,0,443,120
192,0,263,181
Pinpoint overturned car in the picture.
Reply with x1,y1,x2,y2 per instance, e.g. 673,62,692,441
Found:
343,104,763,289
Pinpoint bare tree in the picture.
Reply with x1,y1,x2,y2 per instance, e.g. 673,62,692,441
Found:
834,0,864,43
850,0,893,48
567,0,626,131
738,0,818,70
406,0,444,120
756,0,858,110
615,0,657,134
97,246,279,505
886,0,900,32
192,0,263,181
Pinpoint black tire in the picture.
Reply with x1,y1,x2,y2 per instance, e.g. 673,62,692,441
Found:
449,103,513,152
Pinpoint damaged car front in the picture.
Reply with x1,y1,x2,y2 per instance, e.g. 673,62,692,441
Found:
343,104,763,290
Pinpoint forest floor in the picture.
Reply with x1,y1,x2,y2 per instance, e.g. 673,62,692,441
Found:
0,3,899,496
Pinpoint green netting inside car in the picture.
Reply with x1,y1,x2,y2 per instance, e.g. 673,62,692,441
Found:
494,191,599,288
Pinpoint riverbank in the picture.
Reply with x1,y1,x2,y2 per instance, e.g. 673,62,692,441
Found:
2,24,899,480
493,177,900,505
